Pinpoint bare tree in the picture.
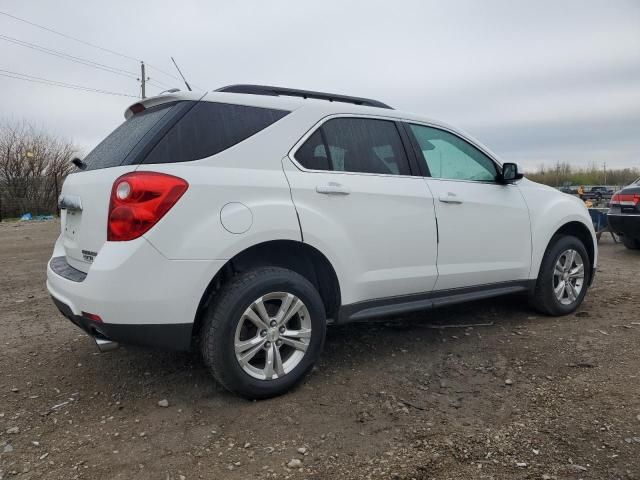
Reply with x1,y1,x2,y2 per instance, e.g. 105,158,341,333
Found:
0,120,77,220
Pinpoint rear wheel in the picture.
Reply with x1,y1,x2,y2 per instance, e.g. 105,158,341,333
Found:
200,267,326,399
622,237,640,250
530,235,591,316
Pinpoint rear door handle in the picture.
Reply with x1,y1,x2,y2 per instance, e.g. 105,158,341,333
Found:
438,193,463,204
316,183,351,195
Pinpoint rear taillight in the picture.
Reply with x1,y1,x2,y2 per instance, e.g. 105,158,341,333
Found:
107,172,188,241
610,192,640,207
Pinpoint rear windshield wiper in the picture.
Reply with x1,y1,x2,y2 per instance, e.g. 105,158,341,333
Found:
71,157,87,170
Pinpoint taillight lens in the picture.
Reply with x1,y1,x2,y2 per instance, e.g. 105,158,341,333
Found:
107,172,188,241
610,192,640,207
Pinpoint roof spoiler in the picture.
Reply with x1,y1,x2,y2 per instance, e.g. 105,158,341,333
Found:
216,84,393,109
123,91,206,119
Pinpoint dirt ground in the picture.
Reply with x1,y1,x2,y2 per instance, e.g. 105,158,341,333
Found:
0,220,639,480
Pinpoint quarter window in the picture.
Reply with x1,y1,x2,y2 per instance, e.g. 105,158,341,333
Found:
409,124,497,182
144,102,290,164
296,118,411,176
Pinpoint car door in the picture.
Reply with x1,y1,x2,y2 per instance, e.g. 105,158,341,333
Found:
406,123,532,291
282,116,439,305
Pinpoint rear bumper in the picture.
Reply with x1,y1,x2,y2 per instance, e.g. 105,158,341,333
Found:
46,234,225,351
608,214,640,239
51,295,193,350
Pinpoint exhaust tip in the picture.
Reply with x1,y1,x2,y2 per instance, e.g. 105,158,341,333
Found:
94,336,119,352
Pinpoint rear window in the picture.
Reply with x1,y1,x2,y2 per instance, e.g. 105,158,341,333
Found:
82,101,290,170
83,103,179,171
144,102,290,164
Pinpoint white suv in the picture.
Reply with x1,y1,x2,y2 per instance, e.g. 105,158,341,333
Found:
48,85,597,398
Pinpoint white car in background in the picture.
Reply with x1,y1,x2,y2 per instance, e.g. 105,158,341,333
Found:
48,85,597,398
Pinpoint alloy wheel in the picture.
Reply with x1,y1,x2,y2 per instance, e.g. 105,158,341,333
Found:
234,292,312,380
552,249,585,305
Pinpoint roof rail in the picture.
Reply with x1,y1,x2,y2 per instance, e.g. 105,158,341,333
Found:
215,84,393,109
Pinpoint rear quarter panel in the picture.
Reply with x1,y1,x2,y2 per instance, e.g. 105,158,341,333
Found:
137,107,320,261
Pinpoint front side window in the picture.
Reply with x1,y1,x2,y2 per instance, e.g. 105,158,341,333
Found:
296,118,411,176
409,124,497,182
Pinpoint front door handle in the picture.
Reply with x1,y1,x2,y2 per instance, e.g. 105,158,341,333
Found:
316,183,351,195
438,193,463,204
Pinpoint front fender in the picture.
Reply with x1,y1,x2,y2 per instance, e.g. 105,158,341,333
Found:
520,181,597,279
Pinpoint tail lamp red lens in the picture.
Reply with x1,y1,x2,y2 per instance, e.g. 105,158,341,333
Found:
610,193,640,206
107,172,188,241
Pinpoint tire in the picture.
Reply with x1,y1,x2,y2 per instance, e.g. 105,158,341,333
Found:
530,235,591,316
622,237,640,250
200,267,326,399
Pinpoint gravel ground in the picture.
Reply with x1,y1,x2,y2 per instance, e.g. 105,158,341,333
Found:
0,220,639,480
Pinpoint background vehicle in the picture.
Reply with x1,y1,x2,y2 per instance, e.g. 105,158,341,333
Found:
559,185,578,195
47,85,598,398
582,185,615,201
608,178,640,249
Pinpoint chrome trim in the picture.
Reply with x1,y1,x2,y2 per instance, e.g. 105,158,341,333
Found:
58,194,83,212
287,113,505,180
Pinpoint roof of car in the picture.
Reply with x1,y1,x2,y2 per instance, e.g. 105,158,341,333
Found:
125,87,500,163
129,87,438,124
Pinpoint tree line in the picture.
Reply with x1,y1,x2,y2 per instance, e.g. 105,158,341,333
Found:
0,120,76,221
526,162,639,188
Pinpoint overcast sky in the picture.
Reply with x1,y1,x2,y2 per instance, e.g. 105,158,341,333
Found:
1,0,639,171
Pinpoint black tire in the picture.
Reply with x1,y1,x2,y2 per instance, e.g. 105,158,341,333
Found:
530,235,591,316
622,237,640,250
200,267,326,399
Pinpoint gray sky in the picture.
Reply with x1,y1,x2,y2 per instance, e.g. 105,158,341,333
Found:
1,0,639,171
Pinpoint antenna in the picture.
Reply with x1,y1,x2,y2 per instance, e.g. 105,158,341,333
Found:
170,57,192,92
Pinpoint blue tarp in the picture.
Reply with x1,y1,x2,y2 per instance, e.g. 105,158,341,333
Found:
19,213,54,221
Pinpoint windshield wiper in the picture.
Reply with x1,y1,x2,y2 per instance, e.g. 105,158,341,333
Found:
71,157,87,170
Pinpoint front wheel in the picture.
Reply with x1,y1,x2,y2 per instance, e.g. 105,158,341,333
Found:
530,235,591,316
200,267,326,399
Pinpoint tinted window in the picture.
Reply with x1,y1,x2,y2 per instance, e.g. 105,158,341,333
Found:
83,103,178,171
296,118,410,175
294,130,330,170
410,124,497,182
144,102,290,164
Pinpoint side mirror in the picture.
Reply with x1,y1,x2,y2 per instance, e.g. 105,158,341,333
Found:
500,162,523,183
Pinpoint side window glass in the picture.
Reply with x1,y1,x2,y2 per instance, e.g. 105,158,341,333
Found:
409,124,497,182
145,102,289,164
295,130,330,170
295,118,411,175
322,118,410,175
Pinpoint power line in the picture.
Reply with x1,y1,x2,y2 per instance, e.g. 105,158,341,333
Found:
0,10,195,87
0,10,140,63
0,34,139,80
145,64,183,83
147,77,174,89
0,69,138,98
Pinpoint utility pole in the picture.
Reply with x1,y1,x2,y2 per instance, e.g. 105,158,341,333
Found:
603,161,607,185
140,61,146,99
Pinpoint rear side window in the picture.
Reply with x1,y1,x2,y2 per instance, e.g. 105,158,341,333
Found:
83,103,178,171
295,118,410,176
144,102,290,164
